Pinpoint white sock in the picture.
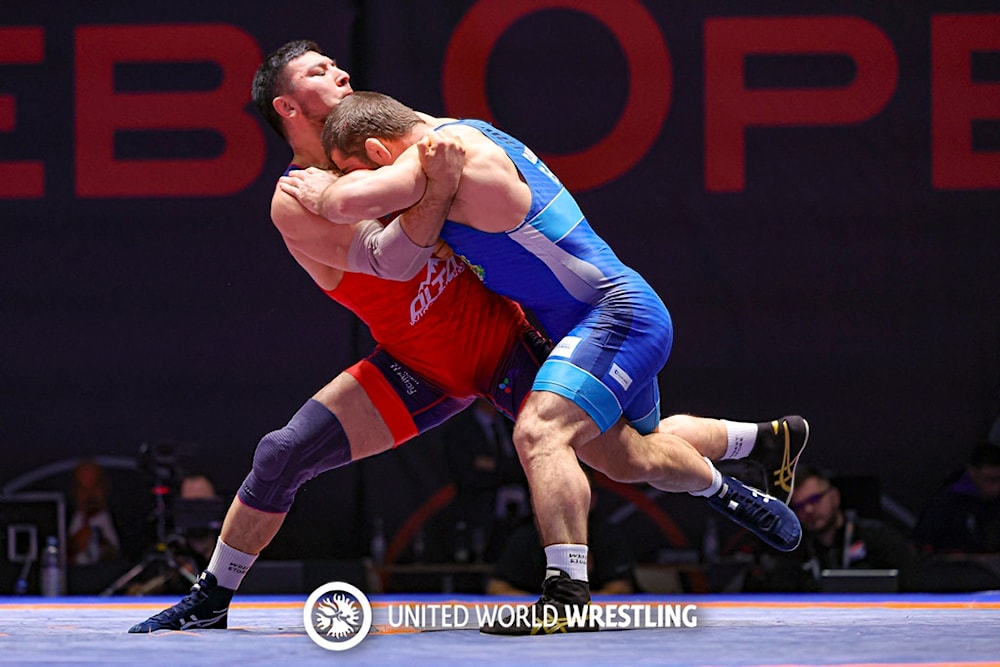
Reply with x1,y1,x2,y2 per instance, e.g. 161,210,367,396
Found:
206,538,258,591
689,457,724,497
720,420,758,460
544,543,588,582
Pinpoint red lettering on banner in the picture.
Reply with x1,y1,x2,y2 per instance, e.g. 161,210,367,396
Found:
75,25,264,197
0,27,45,199
442,0,671,191
931,15,1000,190
704,17,898,193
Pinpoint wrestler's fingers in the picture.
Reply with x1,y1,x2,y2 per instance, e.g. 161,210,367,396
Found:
418,132,437,157
432,238,454,259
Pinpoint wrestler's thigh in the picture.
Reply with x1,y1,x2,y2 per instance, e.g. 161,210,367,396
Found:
517,389,601,452
576,417,647,474
311,372,394,460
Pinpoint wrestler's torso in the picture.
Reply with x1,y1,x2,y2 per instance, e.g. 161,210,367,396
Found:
277,162,532,397
324,254,528,397
437,119,663,341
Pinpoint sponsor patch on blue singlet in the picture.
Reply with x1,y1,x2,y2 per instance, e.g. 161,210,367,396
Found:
550,336,582,358
609,363,633,390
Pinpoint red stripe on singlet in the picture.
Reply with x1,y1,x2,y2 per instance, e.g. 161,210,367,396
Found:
345,359,418,444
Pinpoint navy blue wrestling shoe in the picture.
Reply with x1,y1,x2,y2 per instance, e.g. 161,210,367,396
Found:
128,571,233,632
480,569,599,635
708,475,802,552
748,416,809,505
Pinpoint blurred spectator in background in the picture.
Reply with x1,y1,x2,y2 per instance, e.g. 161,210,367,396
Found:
442,400,531,563
124,472,225,595
67,460,122,565
486,466,635,595
744,467,919,592
176,473,224,565
912,442,1000,554
179,473,217,502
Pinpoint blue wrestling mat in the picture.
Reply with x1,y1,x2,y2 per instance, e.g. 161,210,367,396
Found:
1,592,998,666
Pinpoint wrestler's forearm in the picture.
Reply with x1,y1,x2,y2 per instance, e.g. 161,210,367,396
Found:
398,176,451,247
399,129,464,246
316,163,425,224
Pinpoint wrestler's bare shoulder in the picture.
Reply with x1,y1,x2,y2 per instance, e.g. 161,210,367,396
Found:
269,183,348,291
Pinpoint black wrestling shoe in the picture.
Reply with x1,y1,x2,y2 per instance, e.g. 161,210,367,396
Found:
128,571,233,633
480,569,599,635
708,475,802,552
749,416,809,505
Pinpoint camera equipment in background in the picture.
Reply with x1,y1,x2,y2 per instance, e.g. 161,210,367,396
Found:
100,441,225,596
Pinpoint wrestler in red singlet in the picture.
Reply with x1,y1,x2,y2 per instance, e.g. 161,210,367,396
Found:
329,254,525,395
327,252,549,443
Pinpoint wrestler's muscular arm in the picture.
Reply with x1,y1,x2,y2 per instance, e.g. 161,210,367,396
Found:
274,130,464,232
273,132,464,282
270,179,354,290
402,132,465,247
279,131,425,223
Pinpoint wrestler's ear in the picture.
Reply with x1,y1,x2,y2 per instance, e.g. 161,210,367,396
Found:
364,137,394,166
273,95,297,121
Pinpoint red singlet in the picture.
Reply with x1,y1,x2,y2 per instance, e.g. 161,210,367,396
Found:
324,255,531,398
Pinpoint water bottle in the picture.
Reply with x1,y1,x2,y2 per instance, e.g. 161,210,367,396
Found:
412,527,426,563
452,520,470,563
702,515,720,564
370,517,387,566
471,526,487,563
40,536,62,597
86,525,102,564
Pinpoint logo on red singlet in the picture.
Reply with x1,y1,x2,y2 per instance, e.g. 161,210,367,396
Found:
410,255,465,324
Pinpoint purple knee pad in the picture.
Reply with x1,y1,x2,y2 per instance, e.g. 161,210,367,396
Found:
237,399,350,513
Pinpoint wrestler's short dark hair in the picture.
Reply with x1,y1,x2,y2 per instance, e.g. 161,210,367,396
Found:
251,39,324,139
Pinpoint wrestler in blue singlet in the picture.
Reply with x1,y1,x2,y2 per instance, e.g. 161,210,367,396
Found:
437,120,673,435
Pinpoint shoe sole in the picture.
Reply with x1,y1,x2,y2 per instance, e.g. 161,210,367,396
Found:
715,478,803,551
781,417,809,505
765,416,809,505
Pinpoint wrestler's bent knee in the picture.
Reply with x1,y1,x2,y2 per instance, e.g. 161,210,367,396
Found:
237,399,351,514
